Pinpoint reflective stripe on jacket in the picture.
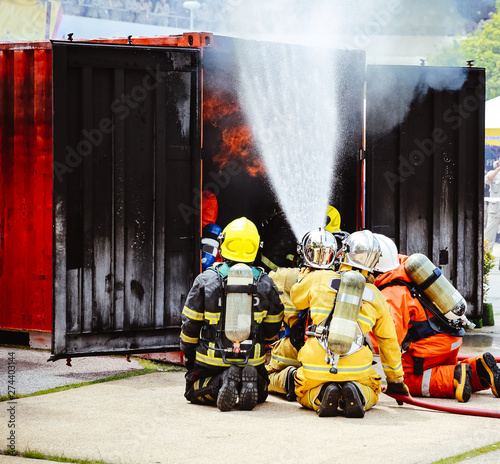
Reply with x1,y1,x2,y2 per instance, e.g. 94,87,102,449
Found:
180,263,284,369
291,267,404,383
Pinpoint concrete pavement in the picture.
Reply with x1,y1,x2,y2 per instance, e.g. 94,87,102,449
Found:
0,349,144,396
0,366,499,464
1,244,500,464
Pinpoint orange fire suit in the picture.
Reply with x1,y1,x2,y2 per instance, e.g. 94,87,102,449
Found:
291,265,404,413
266,267,301,394
374,255,487,398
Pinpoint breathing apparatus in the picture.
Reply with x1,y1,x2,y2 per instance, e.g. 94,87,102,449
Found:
307,271,374,373
404,253,474,330
202,217,263,364
299,228,378,373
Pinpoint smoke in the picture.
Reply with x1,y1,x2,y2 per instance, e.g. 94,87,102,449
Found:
218,1,467,55
219,0,473,128
209,1,472,236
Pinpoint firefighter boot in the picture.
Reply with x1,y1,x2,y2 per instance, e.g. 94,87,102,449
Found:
342,382,365,418
454,363,472,403
217,365,241,412
476,352,500,397
285,366,298,402
317,382,341,417
239,365,259,410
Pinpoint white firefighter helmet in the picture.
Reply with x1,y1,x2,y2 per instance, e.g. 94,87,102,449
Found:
299,227,337,269
373,234,399,273
344,230,381,272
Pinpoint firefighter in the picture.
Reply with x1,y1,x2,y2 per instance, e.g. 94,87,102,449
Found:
263,206,344,401
373,234,500,402
265,265,302,400
291,229,409,417
256,210,304,401
325,205,341,233
180,217,284,411
256,210,296,271
200,190,223,271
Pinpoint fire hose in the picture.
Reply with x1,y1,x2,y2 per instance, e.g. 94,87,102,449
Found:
383,355,500,417
385,393,500,419
457,355,500,363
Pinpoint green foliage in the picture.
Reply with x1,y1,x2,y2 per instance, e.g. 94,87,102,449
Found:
484,240,496,301
483,302,495,326
428,0,500,99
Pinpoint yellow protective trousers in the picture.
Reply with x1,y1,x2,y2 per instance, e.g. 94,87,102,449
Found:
295,375,379,413
295,342,382,412
266,337,300,394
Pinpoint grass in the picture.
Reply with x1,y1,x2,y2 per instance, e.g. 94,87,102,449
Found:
0,357,185,402
430,441,500,463
2,440,499,464
1,448,111,463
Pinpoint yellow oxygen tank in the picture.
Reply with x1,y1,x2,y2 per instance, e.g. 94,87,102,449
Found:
404,253,466,319
225,263,253,352
328,270,366,355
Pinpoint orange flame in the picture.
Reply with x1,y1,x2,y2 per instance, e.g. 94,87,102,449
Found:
203,90,266,177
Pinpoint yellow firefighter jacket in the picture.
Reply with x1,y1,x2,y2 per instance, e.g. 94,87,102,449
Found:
269,267,301,327
291,266,404,386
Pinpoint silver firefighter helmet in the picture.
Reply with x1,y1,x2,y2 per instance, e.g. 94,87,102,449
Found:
298,227,337,270
344,230,381,272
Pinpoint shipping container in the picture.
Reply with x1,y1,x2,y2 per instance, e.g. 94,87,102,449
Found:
0,33,485,360
365,65,485,316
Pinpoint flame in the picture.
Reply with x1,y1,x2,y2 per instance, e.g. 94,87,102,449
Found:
203,89,265,177
204,90,239,121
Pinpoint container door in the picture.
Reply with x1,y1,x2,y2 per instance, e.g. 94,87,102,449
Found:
51,42,201,360
365,65,485,317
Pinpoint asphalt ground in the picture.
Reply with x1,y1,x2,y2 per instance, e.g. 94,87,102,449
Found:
0,243,500,464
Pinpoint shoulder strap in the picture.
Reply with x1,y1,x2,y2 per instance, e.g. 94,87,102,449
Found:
379,278,465,343
377,278,412,292
214,262,263,284
213,262,230,279
251,266,264,282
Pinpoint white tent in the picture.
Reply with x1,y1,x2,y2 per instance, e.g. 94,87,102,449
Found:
485,96,500,147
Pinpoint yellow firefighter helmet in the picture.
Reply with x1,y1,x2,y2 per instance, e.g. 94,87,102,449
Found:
219,217,260,263
325,205,341,233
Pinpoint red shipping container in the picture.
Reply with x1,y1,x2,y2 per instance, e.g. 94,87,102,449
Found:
0,33,212,333
0,41,53,332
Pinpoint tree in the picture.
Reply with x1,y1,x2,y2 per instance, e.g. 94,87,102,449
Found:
429,0,500,99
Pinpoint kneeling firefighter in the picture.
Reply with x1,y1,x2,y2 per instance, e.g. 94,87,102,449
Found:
372,234,500,402
291,229,409,418
180,217,284,411
263,206,344,401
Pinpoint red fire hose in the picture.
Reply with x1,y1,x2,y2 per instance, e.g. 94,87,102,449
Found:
386,394,500,419
457,355,500,363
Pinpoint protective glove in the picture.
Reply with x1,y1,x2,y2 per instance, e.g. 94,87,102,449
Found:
183,354,195,370
289,322,305,351
385,380,411,405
